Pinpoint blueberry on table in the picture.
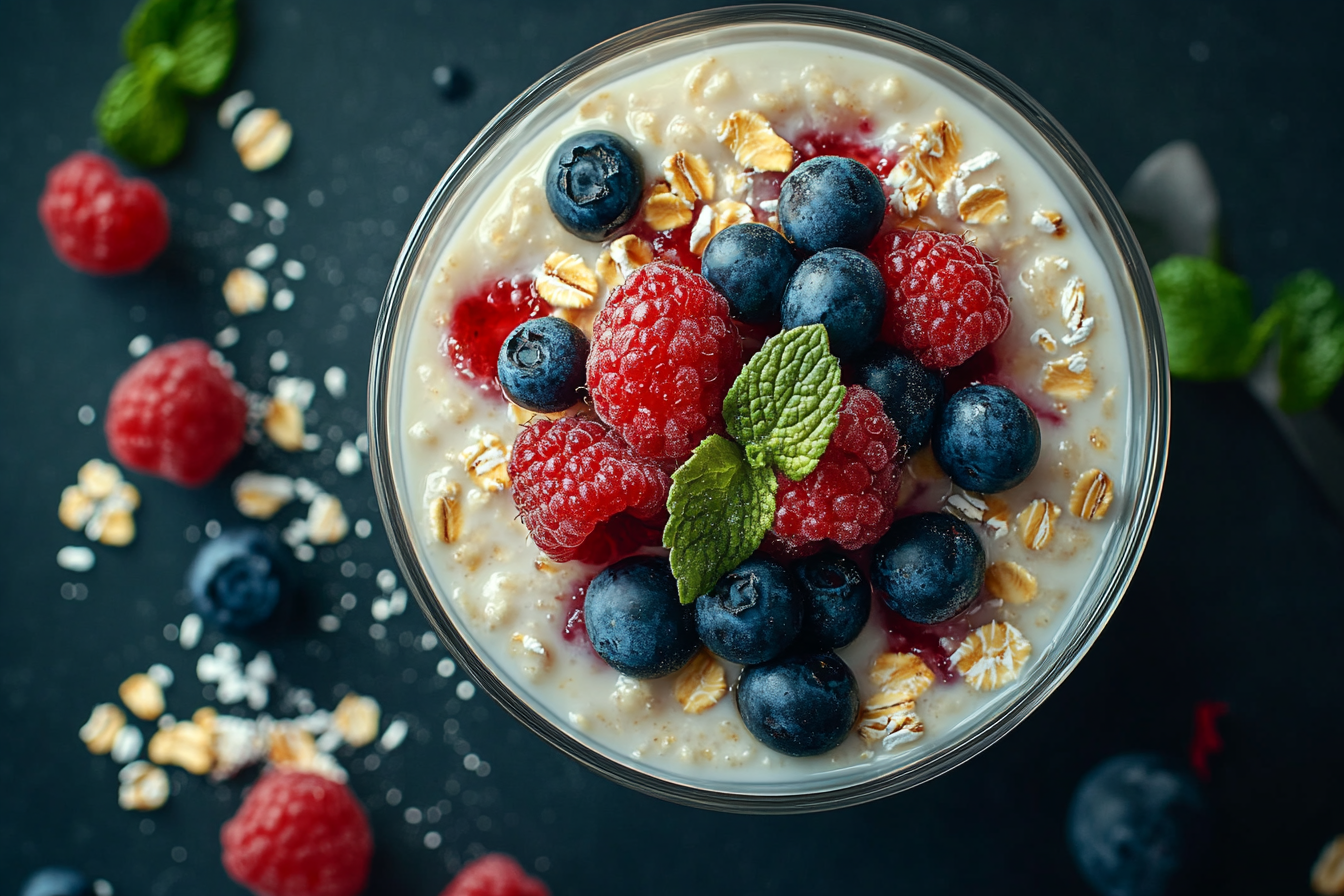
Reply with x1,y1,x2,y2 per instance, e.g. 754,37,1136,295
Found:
777,155,886,254
584,556,699,678
872,513,985,624
780,248,885,359
545,131,644,241
934,384,1041,494
1067,754,1211,896
20,868,94,896
736,651,860,757
855,344,945,452
497,316,589,412
187,529,288,630
700,222,798,323
695,557,803,665
793,552,871,650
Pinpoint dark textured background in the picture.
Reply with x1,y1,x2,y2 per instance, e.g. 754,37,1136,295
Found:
3,1,1342,893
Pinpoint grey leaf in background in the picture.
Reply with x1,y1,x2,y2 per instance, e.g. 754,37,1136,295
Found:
1123,141,1344,519
1120,140,1219,265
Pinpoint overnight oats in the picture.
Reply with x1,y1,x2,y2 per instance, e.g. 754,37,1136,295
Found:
372,8,1166,808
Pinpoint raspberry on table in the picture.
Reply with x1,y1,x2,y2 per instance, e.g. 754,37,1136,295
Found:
38,151,169,275
869,229,1012,369
105,339,248,487
508,416,670,564
770,386,902,555
221,770,372,896
587,262,742,466
441,853,550,896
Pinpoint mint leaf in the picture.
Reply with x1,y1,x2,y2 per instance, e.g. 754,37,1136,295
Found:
722,324,845,481
663,435,777,604
1274,270,1344,413
95,46,188,168
1151,255,1262,380
124,0,237,96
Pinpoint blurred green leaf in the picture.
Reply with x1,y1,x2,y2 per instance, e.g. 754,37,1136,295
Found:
1274,271,1344,413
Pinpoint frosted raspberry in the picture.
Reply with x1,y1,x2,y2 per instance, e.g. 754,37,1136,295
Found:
869,229,1011,369
508,416,670,564
105,339,248,487
440,854,550,896
220,771,372,896
771,386,902,554
587,262,742,466
38,151,169,275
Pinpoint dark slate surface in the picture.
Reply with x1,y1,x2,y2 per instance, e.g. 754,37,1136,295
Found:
3,0,1341,893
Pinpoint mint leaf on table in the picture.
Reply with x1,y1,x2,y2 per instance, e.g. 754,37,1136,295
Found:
722,324,845,481
126,0,238,96
1273,270,1344,413
663,435,777,605
94,45,188,169
1151,255,1273,380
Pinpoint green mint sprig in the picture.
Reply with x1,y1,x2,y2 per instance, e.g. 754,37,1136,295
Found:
95,0,239,168
663,324,845,604
1152,256,1344,411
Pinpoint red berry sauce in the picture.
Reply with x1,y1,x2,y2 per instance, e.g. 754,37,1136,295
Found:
791,122,899,178
945,346,1066,427
441,275,548,393
628,217,700,272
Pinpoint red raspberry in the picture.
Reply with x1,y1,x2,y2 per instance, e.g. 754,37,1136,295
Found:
441,854,550,896
587,262,742,466
869,229,1011,369
38,151,169,275
220,771,372,896
445,276,549,393
105,339,247,487
508,416,670,564
771,386,902,555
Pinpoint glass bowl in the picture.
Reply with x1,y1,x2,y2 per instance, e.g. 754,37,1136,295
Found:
369,4,1169,813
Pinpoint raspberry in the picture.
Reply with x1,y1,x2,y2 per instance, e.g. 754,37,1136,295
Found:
38,152,169,275
587,262,742,465
771,386,902,554
105,339,247,487
508,416,670,564
445,275,549,393
440,854,550,896
220,771,372,896
869,229,1011,369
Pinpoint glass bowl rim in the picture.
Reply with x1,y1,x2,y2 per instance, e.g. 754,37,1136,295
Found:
368,2,1171,814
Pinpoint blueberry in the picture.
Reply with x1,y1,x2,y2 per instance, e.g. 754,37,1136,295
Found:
777,156,886,254
20,868,94,896
497,317,589,412
1067,754,1211,896
694,557,802,665
736,651,860,757
700,223,798,323
793,552,871,650
934,384,1041,493
855,344,945,452
187,528,288,630
545,131,643,241
872,513,985,624
780,248,885,359
584,556,699,678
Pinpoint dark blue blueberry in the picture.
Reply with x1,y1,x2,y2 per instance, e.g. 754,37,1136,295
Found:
780,248,885,359
20,868,94,896
585,556,699,678
187,529,287,630
872,513,984,624
1067,754,1211,896
545,131,643,241
934,384,1041,493
777,155,886,254
855,344,945,452
695,557,802,665
793,552,871,650
700,223,798,323
736,651,860,757
497,316,589,412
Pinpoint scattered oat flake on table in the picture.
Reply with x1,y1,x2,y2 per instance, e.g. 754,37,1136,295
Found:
336,441,362,476
110,724,143,764
245,242,278,269
950,621,1032,691
1312,835,1344,896
218,89,255,129
80,703,126,754
379,718,409,752
272,288,295,311
232,471,296,519
233,107,292,171
323,366,347,398
119,673,165,721
118,761,169,811
332,693,381,747
179,613,203,650
57,545,95,572
223,267,268,315
228,201,253,223
263,397,306,451
306,493,349,544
